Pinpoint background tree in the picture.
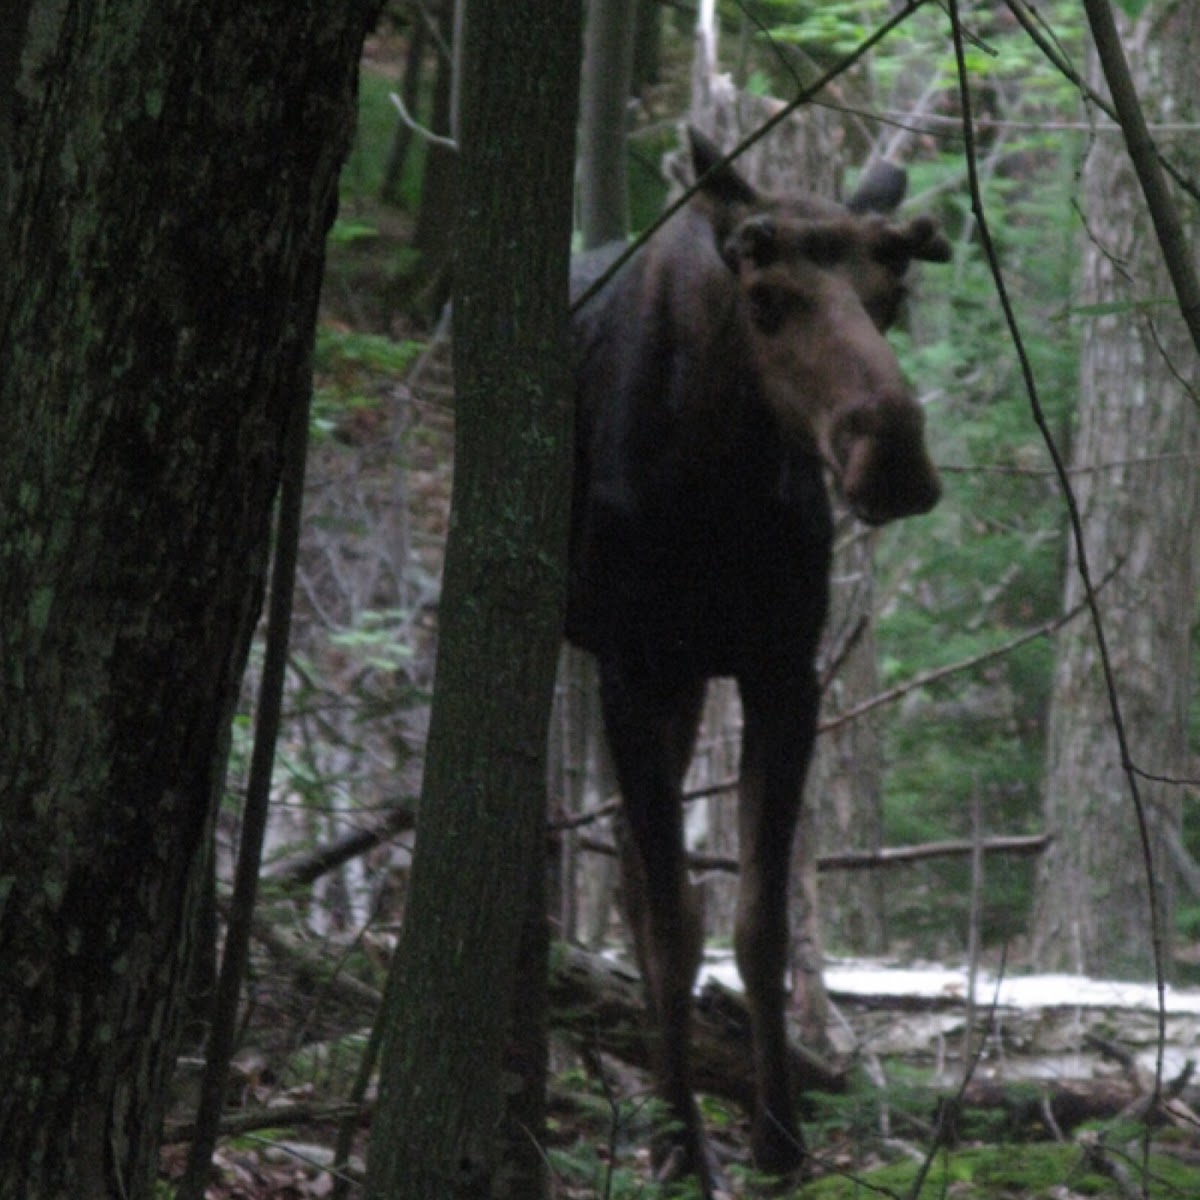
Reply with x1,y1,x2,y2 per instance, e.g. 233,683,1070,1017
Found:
1030,0,1200,979
0,1,379,1196
578,0,638,248
408,0,459,307
362,4,582,1199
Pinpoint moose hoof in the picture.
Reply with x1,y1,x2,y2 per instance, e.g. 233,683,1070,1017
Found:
750,1120,807,1182
652,1131,724,1199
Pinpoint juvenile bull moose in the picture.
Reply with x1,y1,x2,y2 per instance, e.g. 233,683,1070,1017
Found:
566,129,950,1192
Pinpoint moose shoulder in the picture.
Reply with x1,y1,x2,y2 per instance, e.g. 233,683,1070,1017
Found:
566,128,949,1195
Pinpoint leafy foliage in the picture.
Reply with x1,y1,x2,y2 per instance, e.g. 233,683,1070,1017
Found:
796,1141,1200,1198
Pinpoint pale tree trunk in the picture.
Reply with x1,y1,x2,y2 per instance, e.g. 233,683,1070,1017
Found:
1031,1,1200,980
550,646,619,948
0,2,377,1196
795,525,885,1042
813,549,887,957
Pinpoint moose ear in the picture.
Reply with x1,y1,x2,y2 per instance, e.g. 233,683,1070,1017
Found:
722,215,778,272
875,215,953,267
688,126,760,209
847,158,907,215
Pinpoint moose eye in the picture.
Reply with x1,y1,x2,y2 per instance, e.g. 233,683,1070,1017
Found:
748,285,789,333
866,284,907,330
800,228,849,267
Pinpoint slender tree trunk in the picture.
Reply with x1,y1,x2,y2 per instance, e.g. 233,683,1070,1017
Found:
411,0,459,302
0,3,378,1196
1031,1,1200,979
362,5,582,1198
631,0,662,93
814,569,887,957
578,0,638,248
381,16,428,204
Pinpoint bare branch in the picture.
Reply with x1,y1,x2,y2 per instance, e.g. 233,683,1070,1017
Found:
165,1100,366,1146
263,804,417,886
1081,0,1200,355
388,91,458,153
818,566,1117,736
576,833,1051,876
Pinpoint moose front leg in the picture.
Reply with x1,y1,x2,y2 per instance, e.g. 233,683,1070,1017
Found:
599,663,714,1193
735,669,821,1177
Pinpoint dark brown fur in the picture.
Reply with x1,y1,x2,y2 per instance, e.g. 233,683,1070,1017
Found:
566,130,949,1193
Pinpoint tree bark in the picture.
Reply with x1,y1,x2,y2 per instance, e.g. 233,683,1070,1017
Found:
411,0,460,306
381,14,428,204
813,546,887,958
1082,0,1200,357
578,0,638,249
0,2,378,1196
362,5,582,1199
1031,1,1200,979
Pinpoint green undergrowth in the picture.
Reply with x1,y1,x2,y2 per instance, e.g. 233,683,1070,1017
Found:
797,1141,1200,1199
542,1060,1200,1199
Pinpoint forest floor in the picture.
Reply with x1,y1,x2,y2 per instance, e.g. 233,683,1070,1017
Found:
160,950,1200,1199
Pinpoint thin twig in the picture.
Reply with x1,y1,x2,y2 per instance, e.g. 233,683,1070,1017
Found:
388,91,458,153
576,831,1050,876
1081,0,1200,353
818,565,1117,736
176,375,314,1200
164,1100,365,1144
938,450,1200,476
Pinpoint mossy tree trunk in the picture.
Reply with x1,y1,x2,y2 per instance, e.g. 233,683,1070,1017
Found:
363,5,582,1200
0,3,378,1196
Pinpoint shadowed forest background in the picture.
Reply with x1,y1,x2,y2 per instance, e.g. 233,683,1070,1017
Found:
2,0,1199,1197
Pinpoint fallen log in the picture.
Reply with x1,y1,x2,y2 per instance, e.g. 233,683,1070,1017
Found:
957,1078,1143,1138
263,804,417,886
547,942,846,1108
957,1074,1200,1139
234,924,845,1111
576,833,1051,875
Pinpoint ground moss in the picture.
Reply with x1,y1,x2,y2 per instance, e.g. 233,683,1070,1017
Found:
797,1141,1200,1199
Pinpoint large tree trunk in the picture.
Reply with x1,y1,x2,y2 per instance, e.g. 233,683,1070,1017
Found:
1031,2,1200,979
0,2,378,1196
362,5,582,1199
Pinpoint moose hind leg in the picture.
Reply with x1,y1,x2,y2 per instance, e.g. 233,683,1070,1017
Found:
734,670,820,1177
599,664,713,1190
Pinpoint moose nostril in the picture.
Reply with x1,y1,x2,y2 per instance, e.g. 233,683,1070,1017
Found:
910,477,941,515
843,439,941,524
895,467,941,517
